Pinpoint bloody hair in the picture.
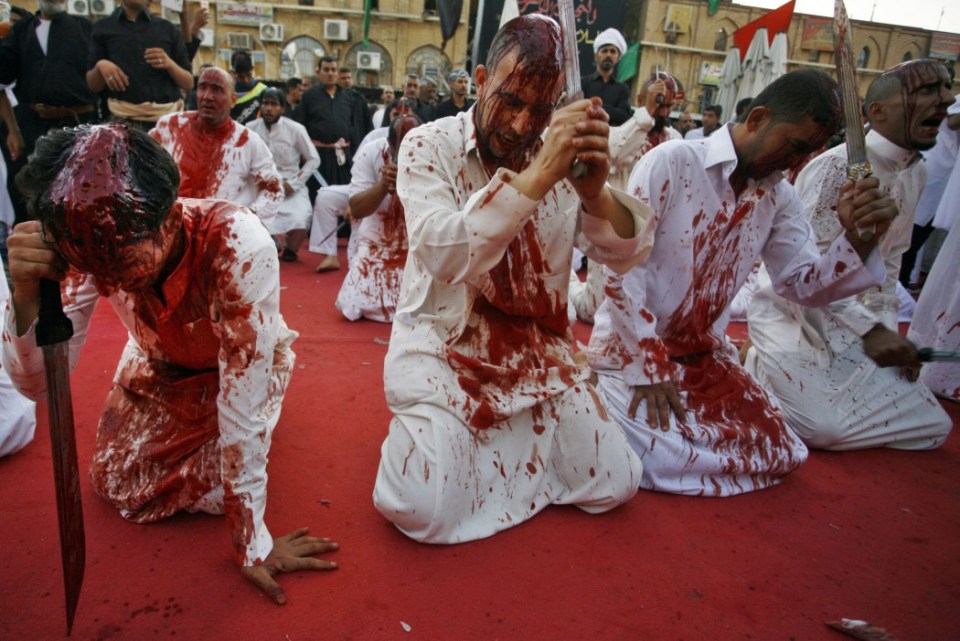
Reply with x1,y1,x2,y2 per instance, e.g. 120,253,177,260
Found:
485,14,562,77
16,123,179,243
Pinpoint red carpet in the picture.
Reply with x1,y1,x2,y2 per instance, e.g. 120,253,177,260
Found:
2,246,958,640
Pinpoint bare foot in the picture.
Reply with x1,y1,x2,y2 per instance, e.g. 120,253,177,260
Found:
315,255,340,272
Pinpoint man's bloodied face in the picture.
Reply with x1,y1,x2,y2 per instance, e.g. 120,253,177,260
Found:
739,112,830,180
473,50,563,169
197,68,235,127
876,60,955,151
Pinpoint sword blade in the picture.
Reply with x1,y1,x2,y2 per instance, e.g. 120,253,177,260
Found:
833,0,875,240
918,347,960,362
37,278,85,635
557,0,587,178
558,0,581,101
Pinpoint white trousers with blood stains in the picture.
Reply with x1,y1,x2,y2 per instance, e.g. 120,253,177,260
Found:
745,338,952,451
372,384,642,544
309,185,364,265
594,367,809,497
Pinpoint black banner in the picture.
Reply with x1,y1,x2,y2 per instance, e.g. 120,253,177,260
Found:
473,0,628,75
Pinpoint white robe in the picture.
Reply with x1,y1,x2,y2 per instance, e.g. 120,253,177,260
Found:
335,137,407,322
746,130,951,451
0,267,36,458
568,110,681,324
589,124,886,496
2,202,296,566
150,113,283,228
908,220,960,399
246,116,320,234
373,109,655,543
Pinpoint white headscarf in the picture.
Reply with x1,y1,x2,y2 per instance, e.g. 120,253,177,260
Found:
593,28,627,56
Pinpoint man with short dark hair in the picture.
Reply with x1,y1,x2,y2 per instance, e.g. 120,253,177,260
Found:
734,97,753,122
684,104,722,139
675,111,695,136
746,59,955,451
150,67,283,225
581,28,632,126
3,122,339,605
373,14,655,543
435,68,473,119
588,69,898,496
295,56,362,186
86,0,193,129
230,50,269,124
285,77,304,115
248,88,320,261
337,67,353,89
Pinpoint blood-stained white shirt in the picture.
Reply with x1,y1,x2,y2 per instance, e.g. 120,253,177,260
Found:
386,108,655,428
589,124,885,386
349,135,400,245
151,112,283,227
2,201,296,566
750,129,925,357
607,107,681,192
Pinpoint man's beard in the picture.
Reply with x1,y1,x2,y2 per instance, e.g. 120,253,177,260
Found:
599,59,615,72
652,116,669,133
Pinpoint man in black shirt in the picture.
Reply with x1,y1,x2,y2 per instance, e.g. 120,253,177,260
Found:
581,28,632,127
294,56,358,186
0,0,99,224
86,0,193,129
435,68,474,119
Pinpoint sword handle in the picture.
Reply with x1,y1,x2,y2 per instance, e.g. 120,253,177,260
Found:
36,278,74,347
847,162,875,242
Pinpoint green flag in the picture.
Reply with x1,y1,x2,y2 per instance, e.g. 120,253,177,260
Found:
616,42,640,84
708,0,720,16
363,0,372,46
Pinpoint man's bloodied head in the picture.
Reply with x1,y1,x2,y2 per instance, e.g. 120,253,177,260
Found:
473,14,564,172
864,59,954,152
16,123,182,292
197,67,236,127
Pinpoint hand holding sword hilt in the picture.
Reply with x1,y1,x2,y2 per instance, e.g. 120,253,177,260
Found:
36,278,74,347
847,161,876,242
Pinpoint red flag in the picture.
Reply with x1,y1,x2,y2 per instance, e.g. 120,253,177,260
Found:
733,0,795,61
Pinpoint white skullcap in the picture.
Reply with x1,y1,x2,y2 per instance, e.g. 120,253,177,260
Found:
593,28,627,55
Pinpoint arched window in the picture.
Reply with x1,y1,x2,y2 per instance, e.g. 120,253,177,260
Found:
902,51,914,62
345,41,393,88
857,46,870,69
714,28,728,52
282,36,326,79
406,45,452,91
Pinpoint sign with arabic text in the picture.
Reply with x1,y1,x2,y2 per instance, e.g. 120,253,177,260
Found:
216,3,273,26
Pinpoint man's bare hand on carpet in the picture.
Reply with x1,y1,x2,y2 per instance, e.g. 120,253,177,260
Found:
241,527,339,605
629,381,686,430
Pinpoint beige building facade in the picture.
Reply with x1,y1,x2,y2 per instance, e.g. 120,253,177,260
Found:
192,0,469,91
624,0,956,115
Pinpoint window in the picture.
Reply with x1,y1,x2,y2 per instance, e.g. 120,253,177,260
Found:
714,28,728,52
281,36,325,79
902,51,914,62
807,49,819,63
857,46,870,69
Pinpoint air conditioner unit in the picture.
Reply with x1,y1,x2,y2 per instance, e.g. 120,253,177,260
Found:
259,23,284,43
227,32,254,50
356,51,381,71
67,0,89,16
324,19,349,42
89,0,114,16
199,28,214,48
419,64,439,79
